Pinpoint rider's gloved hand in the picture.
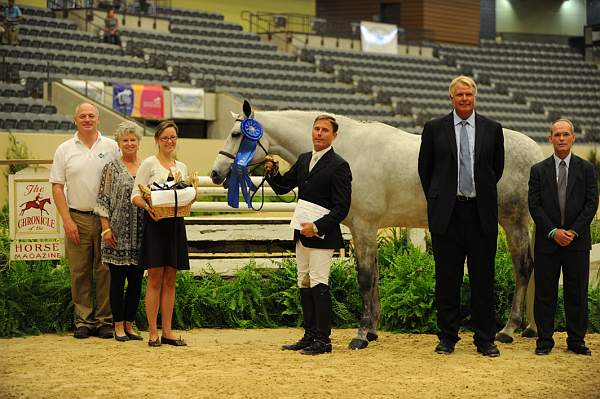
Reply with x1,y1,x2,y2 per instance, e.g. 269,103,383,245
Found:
264,155,279,176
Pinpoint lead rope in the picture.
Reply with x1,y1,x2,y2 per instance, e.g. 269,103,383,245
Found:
248,161,297,211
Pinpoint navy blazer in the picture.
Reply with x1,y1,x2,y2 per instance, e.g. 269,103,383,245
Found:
267,148,352,250
418,112,505,235
528,154,598,253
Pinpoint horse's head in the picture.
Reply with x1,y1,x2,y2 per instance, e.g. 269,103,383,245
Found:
210,100,271,186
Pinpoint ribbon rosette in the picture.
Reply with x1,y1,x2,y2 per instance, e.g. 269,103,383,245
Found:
227,118,264,208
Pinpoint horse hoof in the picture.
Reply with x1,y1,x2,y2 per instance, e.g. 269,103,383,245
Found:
366,332,378,342
495,332,514,344
521,328,537,338
348,339,369,350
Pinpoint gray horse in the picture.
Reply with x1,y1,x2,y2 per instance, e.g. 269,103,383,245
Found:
210,100,543,349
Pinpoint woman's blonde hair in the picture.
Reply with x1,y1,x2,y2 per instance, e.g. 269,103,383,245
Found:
114,121,142,143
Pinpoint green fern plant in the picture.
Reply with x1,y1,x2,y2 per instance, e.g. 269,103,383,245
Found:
379,247,437,332
217,262,274,328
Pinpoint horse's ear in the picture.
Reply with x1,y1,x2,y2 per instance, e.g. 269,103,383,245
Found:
230,111,238,119
242,99,253,119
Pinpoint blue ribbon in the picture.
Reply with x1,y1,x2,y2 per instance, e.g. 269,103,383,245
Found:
227,118,264,208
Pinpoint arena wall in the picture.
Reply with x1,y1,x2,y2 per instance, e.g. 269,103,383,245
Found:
18,0,46,8
496,0,586,36
172,0,316,30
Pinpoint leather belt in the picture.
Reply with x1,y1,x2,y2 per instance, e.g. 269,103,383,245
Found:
69,208,95,215
456,195,475,202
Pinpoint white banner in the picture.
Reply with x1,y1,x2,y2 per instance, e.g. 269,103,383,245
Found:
62,79,105,104
170,87,205,119
360,21,398,55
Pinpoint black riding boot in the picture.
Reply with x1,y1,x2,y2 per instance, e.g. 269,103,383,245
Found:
302,283,333,355
282,288,315,350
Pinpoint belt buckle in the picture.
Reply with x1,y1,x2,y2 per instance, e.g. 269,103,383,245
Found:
457,195,468,202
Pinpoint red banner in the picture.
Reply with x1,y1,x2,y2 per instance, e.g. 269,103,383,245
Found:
131,84,164,119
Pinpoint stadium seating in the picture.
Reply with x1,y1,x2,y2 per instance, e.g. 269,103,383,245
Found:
2,3,599,139
437,39,600,139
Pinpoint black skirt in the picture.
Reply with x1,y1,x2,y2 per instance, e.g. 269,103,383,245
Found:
139,213,190,270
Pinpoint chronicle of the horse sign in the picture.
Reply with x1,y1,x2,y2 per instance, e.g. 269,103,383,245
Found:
9,171,62,240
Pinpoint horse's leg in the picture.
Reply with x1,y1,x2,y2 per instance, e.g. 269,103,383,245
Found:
496,219,534,343
521,269,537,337
348,220,379,350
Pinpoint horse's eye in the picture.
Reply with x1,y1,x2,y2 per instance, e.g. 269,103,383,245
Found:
232,131,241,137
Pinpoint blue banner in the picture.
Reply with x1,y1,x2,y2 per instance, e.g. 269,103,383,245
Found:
112,84,134,116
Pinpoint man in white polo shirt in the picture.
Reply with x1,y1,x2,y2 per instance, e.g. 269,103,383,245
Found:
50,102,119,339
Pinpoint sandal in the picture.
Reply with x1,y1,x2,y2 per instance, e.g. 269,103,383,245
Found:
148,337,161,347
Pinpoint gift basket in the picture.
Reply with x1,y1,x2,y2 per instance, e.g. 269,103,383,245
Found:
139,171,198,219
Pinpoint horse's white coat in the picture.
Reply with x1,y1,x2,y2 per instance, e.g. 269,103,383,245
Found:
211,108,544,347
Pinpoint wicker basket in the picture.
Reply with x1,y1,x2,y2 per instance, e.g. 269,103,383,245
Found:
139,183,194,220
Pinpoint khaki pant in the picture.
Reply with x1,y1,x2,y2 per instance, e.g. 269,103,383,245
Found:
65,211,111,328
296,241,334,288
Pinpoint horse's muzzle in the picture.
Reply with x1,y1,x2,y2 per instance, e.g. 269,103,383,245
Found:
210,170,221,184
210,170,230,188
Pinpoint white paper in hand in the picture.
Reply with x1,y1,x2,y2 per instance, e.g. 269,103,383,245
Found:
290,199,330,230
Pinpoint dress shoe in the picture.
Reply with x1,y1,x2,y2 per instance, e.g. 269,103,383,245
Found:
73,326,92,339
477,343,500,357
535,347,552,355
567,345,592,356
97,325,114,339
161,336,187,346
282,337,313,351
300,340,332,355
114,333,129,342
434,341,455,354
148,338,161,347
125,330,144,341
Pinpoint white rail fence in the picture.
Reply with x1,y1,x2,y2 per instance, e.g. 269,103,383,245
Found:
192,176,297,213
187,176,353,276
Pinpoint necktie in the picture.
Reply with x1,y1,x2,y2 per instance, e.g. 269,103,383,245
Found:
558,160,567,225
309,154,319,172
458,120,474,196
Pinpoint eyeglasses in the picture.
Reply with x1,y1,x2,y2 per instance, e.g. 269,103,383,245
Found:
159,136,178,142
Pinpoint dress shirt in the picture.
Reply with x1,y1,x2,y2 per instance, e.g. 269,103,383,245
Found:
553,152,571,182
310,146,333,171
